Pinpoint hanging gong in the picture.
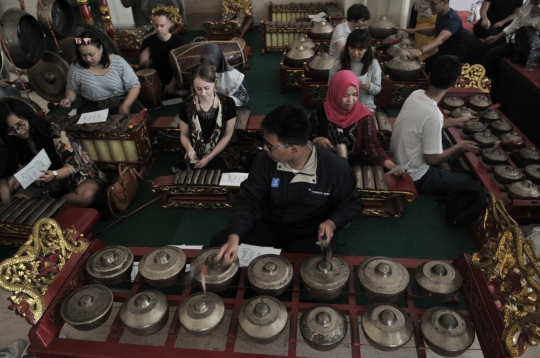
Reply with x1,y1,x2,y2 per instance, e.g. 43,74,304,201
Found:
132,0,184,27
37,0,75,39
28,52,69,102
0,8,45,69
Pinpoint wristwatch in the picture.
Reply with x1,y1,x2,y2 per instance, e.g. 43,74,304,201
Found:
52,170,58,179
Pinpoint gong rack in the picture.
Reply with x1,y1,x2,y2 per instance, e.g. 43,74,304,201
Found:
26,240,507,358
442,94,540,225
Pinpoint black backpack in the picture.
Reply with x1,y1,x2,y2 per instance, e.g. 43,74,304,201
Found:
512,26,538,64
445,181,487,227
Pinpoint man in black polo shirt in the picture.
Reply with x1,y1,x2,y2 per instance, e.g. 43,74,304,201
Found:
211,104,363,265
404,0,465,72
139,9,184,96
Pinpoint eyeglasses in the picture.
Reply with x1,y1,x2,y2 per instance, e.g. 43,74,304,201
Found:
262,138,291,152
429,1,444,7
7,120,26,135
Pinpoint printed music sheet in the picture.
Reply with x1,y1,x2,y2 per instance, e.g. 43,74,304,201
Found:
77,108,109,124
238,244,282,267
14,149,51,189
219,172,249,187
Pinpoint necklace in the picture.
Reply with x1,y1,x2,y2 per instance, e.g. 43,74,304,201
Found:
197,94,217,120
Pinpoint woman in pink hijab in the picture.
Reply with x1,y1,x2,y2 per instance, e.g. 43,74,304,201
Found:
309,70,400,174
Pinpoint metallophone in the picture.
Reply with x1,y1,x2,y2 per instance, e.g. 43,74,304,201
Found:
0,197,99,246
443,95,540,224
23,239,506,358
45,109,156,174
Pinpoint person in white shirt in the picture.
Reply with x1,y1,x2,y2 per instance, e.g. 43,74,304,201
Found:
389,55,479,195
329,4,370,59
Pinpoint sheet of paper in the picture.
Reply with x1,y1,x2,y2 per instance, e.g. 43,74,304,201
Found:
219,172,249,187
237,244,282,267
308,12,327,22
14,149,51,189
68,109,77,116
387,160,411,176
77,108,109,124
173,245,204,250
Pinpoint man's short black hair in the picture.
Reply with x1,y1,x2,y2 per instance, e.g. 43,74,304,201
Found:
347,4,370,22
429,55,462,89
262,104,310,146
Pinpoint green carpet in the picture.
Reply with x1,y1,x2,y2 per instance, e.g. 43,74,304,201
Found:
0,28,478,263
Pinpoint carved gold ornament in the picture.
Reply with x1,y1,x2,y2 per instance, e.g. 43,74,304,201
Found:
471,193,540,356
0,218,88,324
221,0,252,16
455,64,491,93
150,6,182,24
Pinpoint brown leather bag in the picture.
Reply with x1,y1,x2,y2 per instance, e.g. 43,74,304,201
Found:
107,164,144,213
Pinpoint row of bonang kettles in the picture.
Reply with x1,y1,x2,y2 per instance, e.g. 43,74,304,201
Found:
61,246,475,356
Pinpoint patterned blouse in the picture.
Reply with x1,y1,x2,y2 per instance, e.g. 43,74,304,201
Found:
309,104,391,166
49,122,107,189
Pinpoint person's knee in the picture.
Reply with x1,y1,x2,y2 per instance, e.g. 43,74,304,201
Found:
77,187,98,207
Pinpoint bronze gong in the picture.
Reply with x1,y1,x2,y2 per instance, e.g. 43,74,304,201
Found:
0,8,45,69
37,0,74,38
28,52,69,102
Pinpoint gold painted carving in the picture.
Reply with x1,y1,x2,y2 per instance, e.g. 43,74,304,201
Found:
222,0,252,16
358,190,417,203
308,84,328,104
162,201,232,209
390,84,424,104
0,218,88,325
455,64,491,93
114,31,142,49
203,21,239,36
153,185,232,195
471,193,540,356
0,223,32,236
285,70,302,88
151,6,182,24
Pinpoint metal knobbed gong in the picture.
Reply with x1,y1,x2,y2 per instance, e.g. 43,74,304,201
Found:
190,248,239,292
361,302,413,351
139,246,186,287
421,307,475,357
299,305,347,351
357,256,409,303
86,246,134,286
247,254,293,296
238,295,288,344
119,290,169,336
415,261,463,302
178,292,225,336
37,0,75,39
0,8,45,69
61,284,114,331
27,52,69,102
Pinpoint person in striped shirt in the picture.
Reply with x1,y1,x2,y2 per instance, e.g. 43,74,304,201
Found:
60,32,142,115
329,4,371,59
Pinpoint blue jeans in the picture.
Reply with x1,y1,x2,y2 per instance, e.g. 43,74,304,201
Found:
414,166,475,195
0,86,20,99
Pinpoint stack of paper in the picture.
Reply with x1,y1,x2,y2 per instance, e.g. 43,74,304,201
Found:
237,244,282,267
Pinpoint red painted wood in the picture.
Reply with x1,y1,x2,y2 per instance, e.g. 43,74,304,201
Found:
26,243,505,357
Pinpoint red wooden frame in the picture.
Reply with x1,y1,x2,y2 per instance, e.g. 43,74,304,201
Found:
442,95,540,224
26,242,506,357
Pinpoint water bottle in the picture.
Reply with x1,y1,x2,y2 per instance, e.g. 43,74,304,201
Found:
467,3,475,23
526,34,540,71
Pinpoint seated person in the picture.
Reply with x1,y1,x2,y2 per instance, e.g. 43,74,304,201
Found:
200,43,249,107
403,0,465,72
139,9,185,96
408,0,438,62
0,100,107,207
328,29,381,114
0,59,19,99
329,4,370,59
474,0,522,40
481,0,540,76
59,32,142,115
178,63,242,172
310,70,401,174
211,103,364,265
389,55,479,195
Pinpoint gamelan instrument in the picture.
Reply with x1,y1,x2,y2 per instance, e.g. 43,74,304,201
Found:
136,68,162,110
170,38,250,87
46,110,156,173
37,0,74,39
0,8,45,69
28,243,495,357
0,199,100,245
27,52,70,103
367,15,398,40
443,93,540,223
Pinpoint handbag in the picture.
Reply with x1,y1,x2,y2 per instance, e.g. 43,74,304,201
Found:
107,164,144,213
